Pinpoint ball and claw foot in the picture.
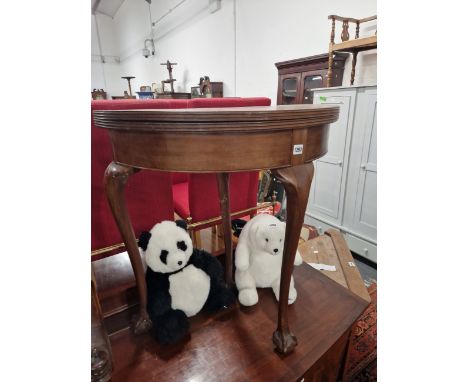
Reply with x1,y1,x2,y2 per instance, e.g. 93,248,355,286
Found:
133,315,152,335
272,329,298,354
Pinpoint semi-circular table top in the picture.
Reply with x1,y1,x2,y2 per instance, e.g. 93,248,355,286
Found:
93,104,339,172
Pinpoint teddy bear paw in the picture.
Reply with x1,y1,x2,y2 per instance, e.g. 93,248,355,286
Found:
288,288,297,305
238,289,259,306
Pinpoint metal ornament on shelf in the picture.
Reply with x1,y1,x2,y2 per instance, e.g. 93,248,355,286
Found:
160,60,177,93
121,76,135,96
199,76,212,98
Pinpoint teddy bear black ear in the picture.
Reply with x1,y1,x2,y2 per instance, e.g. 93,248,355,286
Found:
138,231,152,251
175,220,188,231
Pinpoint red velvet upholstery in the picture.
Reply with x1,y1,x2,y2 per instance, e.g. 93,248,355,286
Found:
91,101,184,254
171,172,189,185
91,97,271,256
172,181,190,218
172,172,260,223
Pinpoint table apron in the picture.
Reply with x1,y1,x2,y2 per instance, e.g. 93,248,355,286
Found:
108,125,329,172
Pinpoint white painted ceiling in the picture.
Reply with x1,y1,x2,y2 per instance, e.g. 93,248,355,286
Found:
91,0,126,18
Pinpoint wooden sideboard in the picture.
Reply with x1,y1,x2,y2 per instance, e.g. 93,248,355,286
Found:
275,53,347,105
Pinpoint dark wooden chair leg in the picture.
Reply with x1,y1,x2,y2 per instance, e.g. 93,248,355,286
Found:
216,172,233,288
350,51,358,86
327,51,334,87
104,162,152,335
271,163,314,354
327,17,336,88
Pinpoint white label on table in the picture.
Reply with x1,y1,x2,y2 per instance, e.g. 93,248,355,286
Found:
307,262,336,272
348,262,356,267
293,144,303,155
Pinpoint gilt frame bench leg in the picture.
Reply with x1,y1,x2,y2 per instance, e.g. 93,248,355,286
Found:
271,163,314,354
216,172,233,288
104,162,152,335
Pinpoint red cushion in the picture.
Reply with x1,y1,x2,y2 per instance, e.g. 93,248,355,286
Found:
91,100,181,253
182,172,259,223
171,172,190,185
92,98,190,110
172,182,190,219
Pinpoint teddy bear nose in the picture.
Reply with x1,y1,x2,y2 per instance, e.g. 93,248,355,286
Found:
178,261,183,265
274,248,278,253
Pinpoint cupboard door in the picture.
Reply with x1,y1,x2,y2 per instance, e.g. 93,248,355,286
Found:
277,73,301,105
307,90,355,225
352,92,377,239
301,70,327,104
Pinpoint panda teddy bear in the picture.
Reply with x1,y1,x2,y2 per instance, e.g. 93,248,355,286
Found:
139,220,234,344
235,214,303,307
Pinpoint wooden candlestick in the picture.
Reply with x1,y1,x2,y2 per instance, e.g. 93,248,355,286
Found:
121,76,135,96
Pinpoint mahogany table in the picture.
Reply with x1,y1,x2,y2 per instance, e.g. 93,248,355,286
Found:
93,104,339,354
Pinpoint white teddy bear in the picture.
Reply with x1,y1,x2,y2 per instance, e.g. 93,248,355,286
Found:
234,214,303,306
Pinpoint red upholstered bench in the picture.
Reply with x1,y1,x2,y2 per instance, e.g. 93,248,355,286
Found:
91,97,271,260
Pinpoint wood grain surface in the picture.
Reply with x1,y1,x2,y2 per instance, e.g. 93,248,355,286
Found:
108,264,368,382
298,230,370,303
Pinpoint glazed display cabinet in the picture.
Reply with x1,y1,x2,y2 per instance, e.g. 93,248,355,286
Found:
275,52,347,105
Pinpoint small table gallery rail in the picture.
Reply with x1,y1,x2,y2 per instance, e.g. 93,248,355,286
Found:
93,104,339,354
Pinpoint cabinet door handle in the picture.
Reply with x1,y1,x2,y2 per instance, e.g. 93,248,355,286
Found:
361,164,367,170
320,158,343,166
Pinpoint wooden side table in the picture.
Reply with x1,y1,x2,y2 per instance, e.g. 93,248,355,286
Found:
93,104,339,354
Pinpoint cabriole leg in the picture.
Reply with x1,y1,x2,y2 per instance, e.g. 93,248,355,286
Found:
271,163,314,354
104,162,152,335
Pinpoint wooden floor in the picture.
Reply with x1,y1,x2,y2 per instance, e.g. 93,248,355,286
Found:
108,264,367,382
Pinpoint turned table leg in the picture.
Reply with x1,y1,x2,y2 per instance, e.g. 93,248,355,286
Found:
350,51,358,86
271,163,315,354
216,172,233,288
327,50,334,87
104,162,152,335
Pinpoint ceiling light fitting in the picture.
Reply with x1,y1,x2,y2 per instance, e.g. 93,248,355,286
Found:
142,39,155,58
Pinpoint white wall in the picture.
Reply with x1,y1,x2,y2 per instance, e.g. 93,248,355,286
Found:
236,0,377,102
91,0,376,102
91,13,124,96
113,0,236,96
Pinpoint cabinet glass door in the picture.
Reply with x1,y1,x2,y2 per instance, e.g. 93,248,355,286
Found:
281,77,298,104
303,75,324,104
